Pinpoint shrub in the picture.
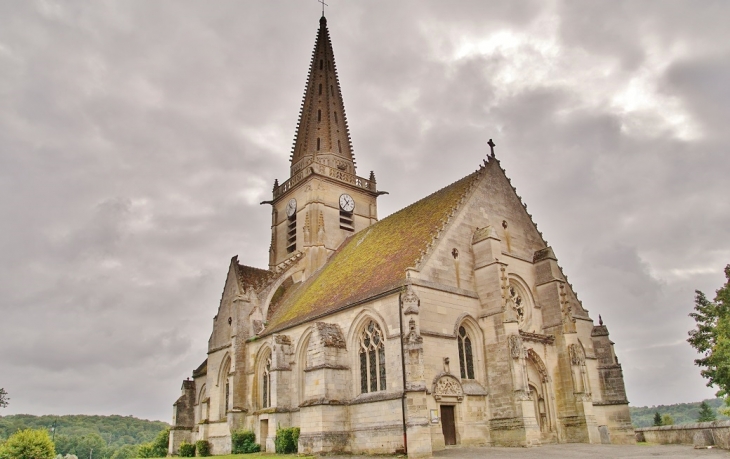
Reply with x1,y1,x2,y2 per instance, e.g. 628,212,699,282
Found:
231,430,260,454
0,429,55,459
178,442,195,457
136,428,169,458
274,427,299,454
194,440,210,457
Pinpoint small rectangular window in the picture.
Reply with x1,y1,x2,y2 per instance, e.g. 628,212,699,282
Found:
317,138,320,151
318,84,322,95
318,109,321,122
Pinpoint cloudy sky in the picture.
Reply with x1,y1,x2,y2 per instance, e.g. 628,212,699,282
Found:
1,0,728,422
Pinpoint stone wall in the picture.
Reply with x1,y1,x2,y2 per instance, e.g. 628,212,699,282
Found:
636,421,730,449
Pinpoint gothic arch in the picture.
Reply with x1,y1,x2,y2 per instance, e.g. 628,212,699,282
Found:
452,314,482,381
507,274,536,330
261,261,302,318
216,353,232,387
525,348,554,433
349,314,388,395
525,349,549,383
217,354,231,418
253,344,273,409
295,327,314,405
197,384,208,423
346,307,391,345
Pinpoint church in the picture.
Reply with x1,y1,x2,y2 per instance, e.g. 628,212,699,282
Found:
169,14,633,457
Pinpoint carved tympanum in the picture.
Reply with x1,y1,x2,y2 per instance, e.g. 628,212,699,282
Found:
433,374,464,401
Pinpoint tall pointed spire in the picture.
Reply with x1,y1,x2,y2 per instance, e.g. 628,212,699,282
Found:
290,16,355,178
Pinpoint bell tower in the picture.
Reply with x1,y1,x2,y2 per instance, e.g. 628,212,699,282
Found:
267,15,382,277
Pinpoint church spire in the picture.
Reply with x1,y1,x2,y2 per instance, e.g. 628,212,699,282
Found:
290,16,355,177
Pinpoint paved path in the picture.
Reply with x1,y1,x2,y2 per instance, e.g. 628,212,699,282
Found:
325,444,728,459
432,444,729,458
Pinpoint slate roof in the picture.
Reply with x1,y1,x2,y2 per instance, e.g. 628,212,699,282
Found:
264,170,480,334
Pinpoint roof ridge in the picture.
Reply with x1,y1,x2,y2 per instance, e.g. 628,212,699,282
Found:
413,169,485,269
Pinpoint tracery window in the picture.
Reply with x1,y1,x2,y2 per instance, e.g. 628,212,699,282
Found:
262,354,272,408
359,320,386,393
509,285,524,325
457,326,475,379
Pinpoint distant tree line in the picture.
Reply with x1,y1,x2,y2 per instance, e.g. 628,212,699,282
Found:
630,398,727,428
0,415,169,459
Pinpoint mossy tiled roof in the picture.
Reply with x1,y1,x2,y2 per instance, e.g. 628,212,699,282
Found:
264,171,479,334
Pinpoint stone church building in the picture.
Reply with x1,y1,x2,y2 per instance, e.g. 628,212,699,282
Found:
169,15,633,457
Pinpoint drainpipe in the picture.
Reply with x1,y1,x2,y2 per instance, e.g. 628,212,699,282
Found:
398,289,408,454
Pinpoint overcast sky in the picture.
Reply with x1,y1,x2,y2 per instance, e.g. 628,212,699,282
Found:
1,0,729,422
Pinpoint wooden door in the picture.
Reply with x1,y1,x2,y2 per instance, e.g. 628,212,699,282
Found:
441,405,456,445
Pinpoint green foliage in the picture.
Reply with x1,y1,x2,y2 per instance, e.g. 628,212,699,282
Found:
231,430,259,454
630,398,730,427
0,389,8,409
661,414,674,426
178,442,195,458
653,412,662,426
136,429,168,458
688,265,730,403
194,440,210,457
0,429,55,459
698,401,717,422
108,445,136,459
274,427,299,454
0,414,168,453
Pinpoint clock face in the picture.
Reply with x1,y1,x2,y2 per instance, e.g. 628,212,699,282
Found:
286,198,297,217
339,194,355,212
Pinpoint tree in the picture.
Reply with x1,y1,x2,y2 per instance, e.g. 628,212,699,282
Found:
688,265,730,405
653,411,662,426
661,414,674,426
0,429,55,459
135,429,168,458
0,389,8,409
698,401,717,422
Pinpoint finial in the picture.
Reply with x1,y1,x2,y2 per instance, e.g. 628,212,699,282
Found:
273,179,279,192
369,170,376,183
318,0,328,17
599,314,603,326
488,138,496,158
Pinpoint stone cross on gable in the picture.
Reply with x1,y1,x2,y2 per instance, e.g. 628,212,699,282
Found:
488,139,496,157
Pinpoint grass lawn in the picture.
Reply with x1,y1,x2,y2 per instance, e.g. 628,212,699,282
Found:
136,454,315,459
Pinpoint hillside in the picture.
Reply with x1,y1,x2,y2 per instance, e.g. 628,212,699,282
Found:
0,414,169,459
630,398,729,427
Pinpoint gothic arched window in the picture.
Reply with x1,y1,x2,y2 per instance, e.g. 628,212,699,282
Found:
359,320,386,393
262,354,272,408
457,326,475,379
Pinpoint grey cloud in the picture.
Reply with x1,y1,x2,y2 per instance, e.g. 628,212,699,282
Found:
1,1,728,420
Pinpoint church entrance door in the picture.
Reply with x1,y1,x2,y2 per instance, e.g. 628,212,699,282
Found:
440,405,456,445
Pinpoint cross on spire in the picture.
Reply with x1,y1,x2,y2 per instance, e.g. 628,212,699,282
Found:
318,0,328,16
